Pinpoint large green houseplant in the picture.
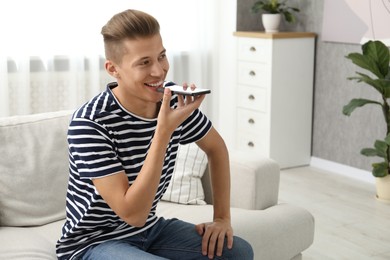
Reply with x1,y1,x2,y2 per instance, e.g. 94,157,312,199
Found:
251,0,299,32
342,40,390,201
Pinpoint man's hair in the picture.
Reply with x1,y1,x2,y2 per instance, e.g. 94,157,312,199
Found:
101,9,160,64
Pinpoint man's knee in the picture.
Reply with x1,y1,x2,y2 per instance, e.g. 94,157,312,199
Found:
227,236,254,260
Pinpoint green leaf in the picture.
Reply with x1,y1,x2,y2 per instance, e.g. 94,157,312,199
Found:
342,99,382,116
374,140,388,158
346,53,383,79
347,41,390,79
283,11,294,23
384,133,390,145
347,72,387,95
251,1,266,13
361,148,379,157
386,67,390,80
372,162,389,177
383,80,390,98
362,40,390,78
361,140,389,159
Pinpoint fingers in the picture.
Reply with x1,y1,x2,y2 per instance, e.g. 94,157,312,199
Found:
161,87,172,109
182,82,196,91
162,86,205,110
208,230,222,258
195,223,205,235
202,229,223,259
201,226,210,257
176,92,185,107
176,91,206,110
226,229,234,249
200,225,230,259
176,83,205,109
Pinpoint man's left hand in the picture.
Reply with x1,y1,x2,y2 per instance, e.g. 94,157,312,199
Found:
195,219,234,259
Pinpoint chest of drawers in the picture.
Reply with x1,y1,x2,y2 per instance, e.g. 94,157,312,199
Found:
234,32,316,168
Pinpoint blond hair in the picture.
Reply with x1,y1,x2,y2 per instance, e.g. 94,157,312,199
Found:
101,9,160,64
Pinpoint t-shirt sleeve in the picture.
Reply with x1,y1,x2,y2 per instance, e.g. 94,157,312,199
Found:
68,117,123,179
179,108,212,145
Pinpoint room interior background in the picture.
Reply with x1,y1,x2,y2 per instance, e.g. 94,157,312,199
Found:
0,0,219,120
236,0,383,175
0,0,382,177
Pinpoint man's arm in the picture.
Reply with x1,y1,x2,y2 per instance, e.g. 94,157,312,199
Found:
195,127,233,259
91,130,171,227
92,89,206,227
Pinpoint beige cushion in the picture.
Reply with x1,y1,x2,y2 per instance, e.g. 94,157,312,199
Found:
0,220,63,259
0,110,72,226
162,143,208,205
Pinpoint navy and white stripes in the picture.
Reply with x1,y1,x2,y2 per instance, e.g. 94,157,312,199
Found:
56,82,211,259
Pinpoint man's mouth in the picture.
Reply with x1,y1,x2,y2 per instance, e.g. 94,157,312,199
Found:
145,81,164,89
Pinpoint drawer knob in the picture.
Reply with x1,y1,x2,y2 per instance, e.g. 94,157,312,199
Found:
249,70,256,76
247,141,255,147
248,94,255,101
249,46,256,52
248,118,255,124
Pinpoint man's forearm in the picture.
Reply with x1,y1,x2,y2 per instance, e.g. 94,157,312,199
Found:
208,145,231,221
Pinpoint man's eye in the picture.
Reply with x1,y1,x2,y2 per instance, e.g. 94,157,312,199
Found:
159,54,166,60
141,60,150,65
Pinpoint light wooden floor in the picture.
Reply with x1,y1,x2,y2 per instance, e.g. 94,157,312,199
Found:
279,166,390,260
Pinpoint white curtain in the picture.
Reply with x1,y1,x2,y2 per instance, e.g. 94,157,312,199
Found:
0,0,218,118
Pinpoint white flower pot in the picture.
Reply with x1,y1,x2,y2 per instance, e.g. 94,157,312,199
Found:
376,175,390,203
262,13,282,33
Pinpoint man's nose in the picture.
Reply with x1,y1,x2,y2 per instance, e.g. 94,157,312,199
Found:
150,62,165,77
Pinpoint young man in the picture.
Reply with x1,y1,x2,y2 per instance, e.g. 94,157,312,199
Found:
56,9,253,260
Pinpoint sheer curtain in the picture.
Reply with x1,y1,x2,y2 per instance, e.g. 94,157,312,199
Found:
0,0,218,118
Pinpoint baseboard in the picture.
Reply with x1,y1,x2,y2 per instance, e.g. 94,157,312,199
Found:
310,157,375,184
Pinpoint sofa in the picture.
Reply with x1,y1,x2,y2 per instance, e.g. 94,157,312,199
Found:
0,110,314,260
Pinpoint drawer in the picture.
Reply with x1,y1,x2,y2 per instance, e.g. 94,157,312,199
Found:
238,37,271,62
238,61,271,87
236,132,268,155
237,85,267,112
236,108,268,133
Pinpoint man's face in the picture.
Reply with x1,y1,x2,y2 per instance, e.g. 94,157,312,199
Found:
113,33,169,104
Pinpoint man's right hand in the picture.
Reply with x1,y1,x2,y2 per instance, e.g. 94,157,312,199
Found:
156,84,206,137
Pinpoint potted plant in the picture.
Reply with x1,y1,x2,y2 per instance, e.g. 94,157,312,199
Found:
251,0,300,32
342,40,390,202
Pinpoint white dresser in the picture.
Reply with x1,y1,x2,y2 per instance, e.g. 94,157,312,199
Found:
233,31,316,168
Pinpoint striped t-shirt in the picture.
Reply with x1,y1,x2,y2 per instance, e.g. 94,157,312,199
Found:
56,82,212,259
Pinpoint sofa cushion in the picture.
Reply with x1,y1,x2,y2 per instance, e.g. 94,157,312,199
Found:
0,110,73,226
162,143,208,205
157,201,315,260
0,220,63,259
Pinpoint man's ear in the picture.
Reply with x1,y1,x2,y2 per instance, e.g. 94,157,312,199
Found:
105,60,119,78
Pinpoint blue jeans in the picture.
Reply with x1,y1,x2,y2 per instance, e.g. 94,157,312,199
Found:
77,218,253,260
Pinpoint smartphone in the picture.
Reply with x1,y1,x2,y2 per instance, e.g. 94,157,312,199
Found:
157,84,211,96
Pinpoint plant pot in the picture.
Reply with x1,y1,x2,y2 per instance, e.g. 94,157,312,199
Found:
262,13,281,33
375,175,390,203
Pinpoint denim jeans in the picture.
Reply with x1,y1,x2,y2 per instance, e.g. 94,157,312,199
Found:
77,218,253,260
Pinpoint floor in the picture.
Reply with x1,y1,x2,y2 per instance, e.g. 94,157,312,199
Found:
279,166,390,260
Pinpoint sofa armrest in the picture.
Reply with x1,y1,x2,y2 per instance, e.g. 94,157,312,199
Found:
229,151,280,210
